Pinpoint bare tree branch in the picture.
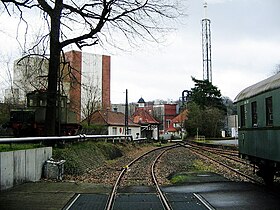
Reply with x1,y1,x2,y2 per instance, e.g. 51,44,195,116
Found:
1,0,185,136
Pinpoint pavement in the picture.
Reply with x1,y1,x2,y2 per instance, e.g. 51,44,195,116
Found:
1,173,280,210
0,181,111,210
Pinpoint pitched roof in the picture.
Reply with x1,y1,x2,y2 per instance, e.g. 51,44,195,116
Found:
167,109,188,132
137,97,145,103
132,108,159,125
171,109,188,123
86,110,140,127
167,127,179,132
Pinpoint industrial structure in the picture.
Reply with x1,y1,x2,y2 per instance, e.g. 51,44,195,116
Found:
202,2,212,83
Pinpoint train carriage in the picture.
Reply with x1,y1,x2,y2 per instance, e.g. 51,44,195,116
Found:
235,72,280,184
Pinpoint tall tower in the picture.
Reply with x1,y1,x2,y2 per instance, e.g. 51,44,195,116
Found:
202,2,212,83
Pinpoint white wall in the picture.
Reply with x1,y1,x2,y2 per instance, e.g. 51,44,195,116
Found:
108,126,141,140
81,52,103,119
12,57,49,102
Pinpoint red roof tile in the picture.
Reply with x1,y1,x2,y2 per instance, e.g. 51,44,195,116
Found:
171,109,188,123
132,108,159,125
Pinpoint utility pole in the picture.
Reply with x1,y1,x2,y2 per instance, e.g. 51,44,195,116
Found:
202,1,212,83
125,89,128,140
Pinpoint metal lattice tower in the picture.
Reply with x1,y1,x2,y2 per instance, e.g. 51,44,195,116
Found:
202,2,212,83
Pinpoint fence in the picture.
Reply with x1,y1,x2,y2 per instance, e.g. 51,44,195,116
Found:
195,135,206,141
0,134,133,144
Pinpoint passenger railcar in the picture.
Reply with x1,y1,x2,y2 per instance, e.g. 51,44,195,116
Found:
235,73,280,184
7,90,80,137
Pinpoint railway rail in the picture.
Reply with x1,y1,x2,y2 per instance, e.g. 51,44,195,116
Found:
189,142,252,166
183,142,263,184
105,144,179,210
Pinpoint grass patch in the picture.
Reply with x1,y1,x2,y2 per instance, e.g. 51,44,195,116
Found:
170,173,191,184
193,159,214,171
53,141,124,175
0,143,43,152
169,159,215,184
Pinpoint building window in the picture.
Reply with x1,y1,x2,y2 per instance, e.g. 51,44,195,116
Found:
251,101,257,127
240,105,245,127
112,127,117,135
266,97,273,126
166,119,171,128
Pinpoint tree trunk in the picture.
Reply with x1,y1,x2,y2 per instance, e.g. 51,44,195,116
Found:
45,0,63,136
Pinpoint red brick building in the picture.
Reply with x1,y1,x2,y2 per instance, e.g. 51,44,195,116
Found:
63,50,111,122
132,106,160,140
153,103,178,134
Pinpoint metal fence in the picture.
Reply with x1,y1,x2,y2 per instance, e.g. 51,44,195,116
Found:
0,134,135,144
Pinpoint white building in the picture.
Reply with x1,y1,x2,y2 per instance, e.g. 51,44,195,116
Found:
8,50,111,122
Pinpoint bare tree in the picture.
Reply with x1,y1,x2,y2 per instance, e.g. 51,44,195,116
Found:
81,81,102,126
0,52,20,104
1,0,184,136
13,55,49,101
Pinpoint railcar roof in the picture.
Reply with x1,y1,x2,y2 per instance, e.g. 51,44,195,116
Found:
234,72,280,103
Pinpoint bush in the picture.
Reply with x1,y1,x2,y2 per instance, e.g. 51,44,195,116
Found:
52,141,123,175
80,124,107,135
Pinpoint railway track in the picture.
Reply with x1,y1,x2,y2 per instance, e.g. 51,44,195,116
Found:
105,143,179,210
183,142,263,184
189,142,253,166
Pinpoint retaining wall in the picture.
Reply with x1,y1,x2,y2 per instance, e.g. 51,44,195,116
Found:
0,147,52,191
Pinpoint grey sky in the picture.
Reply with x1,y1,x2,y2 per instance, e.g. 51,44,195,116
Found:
109,0,280,103
0,0,280,104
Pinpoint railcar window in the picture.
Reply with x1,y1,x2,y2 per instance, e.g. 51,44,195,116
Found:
266,97,273,126
251,101,257,127
29,99,36,107
240,105,245,127
39,99,47,107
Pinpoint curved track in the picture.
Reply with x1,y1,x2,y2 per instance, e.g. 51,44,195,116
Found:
105,144,179,210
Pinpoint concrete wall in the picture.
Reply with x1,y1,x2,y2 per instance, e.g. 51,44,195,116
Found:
0,147,52,191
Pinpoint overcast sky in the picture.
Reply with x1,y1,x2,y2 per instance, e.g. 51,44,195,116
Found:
108,0,280,103
1,0,280,104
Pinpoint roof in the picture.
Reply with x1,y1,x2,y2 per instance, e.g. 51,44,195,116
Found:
132,108,159,125
167,127,178,132
137,97,145,103
171,109,188,123
167,109,188,132
85,110,140,127
234,72,280,103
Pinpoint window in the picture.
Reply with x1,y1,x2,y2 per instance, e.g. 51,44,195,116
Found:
112,127,117,135
39,99,47,107
29,99,36,107
266,97,273,126
166,119,171,128
251,101,257,127
240,105,245,127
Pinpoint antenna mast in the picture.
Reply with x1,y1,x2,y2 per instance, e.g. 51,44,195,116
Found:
202,1,212,83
